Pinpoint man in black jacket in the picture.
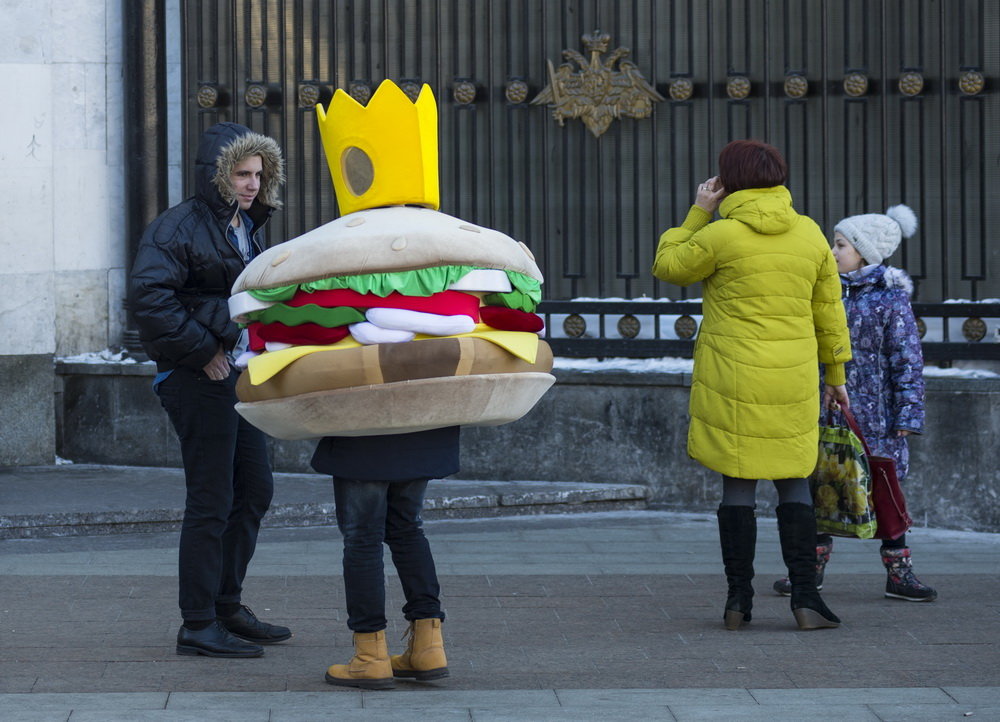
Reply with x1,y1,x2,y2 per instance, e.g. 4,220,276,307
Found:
129,122,291,658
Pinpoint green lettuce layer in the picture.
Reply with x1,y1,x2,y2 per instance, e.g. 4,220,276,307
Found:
250,305,365,328
247,266,541,312
482,290,537,313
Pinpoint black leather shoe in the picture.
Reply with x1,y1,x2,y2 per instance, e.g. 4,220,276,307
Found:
176,621,264,658
218,605,292,644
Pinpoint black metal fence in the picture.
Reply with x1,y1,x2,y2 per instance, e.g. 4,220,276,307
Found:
536,300,1000,360
179,0,999,360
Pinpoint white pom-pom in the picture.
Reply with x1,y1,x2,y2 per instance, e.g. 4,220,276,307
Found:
886,204,918,238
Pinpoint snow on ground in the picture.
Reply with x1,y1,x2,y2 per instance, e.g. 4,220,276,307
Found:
553,356,694,374
921,365,1000,378
56,349,149,364
553,355,998,378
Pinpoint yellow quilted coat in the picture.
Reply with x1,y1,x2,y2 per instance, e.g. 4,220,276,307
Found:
652,186,851,479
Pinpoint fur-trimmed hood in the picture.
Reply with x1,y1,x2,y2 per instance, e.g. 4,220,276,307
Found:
881,266,915,296
194,122,285,216
842,264,914,298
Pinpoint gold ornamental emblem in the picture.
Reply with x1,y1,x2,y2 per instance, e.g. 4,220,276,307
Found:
531,30,664,138
959,70,985,96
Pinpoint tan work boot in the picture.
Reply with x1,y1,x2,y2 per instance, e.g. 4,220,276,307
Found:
324,630,395,689
390,618,449,680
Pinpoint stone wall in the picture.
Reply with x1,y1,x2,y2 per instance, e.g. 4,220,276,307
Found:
0,356,55,465
0,1,126,464
53,362,1000,533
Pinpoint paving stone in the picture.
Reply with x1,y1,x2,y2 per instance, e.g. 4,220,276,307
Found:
70,713,269,722
471,708,675,722
0,676,40,693
276,712,474,722
165,691,356,710
943,687,1000,704
868,703,1000,721
361,689,561,708
0,692,168,710
668,704,879,721
556,688,756,706
749,687,954,704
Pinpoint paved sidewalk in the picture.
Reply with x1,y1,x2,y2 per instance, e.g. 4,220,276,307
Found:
0,465,647,538
1,468,999,720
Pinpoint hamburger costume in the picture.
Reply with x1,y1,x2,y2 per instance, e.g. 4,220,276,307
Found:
229,81,554,438
228,81,554,688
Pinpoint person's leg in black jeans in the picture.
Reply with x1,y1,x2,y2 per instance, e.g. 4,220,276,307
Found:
217,411,274,613
158,367,240,624
333,478,391,632
212,405,291,643
327,477,395,688
384,478,443,622
157,367,268,657
384,478,448,680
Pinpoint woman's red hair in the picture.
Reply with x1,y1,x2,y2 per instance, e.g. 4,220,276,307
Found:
717,140,788,193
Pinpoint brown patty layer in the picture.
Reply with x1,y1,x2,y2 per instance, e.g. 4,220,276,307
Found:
236,336,553,403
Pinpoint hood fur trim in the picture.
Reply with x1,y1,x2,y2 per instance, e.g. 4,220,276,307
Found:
882,266,914,297
212,132,285,209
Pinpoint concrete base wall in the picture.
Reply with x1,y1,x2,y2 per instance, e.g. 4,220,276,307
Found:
0,355,56,466
57,363,182,468
52,362,1000,532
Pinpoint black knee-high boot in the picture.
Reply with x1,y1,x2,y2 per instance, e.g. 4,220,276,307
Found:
776,503,841,630
717,505,756,630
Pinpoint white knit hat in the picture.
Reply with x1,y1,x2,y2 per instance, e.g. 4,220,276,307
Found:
833,205,918,265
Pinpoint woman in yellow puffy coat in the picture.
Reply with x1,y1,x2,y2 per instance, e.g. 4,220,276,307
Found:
652,140,852,632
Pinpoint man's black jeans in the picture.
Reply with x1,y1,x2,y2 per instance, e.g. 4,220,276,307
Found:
157,366,273,622
333,477,444,632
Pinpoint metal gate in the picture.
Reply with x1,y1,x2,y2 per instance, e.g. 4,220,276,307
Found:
181,0,998,308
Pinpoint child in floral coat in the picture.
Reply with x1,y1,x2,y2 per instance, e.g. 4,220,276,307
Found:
774,204,937,602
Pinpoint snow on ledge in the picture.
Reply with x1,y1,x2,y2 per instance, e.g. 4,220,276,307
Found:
922,366,999,379
554,356,694,374
554,356,998,379
56,349,150,365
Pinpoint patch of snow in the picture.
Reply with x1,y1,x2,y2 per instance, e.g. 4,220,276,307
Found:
554,356,694,374
554,356,998,379
922,366,999,379
942,298,1000,304
56,349,150,365
569,296,702,303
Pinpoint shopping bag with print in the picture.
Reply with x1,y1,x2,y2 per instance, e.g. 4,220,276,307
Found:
809,409,877,539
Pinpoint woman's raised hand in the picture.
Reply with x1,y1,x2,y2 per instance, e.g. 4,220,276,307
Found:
695,176,726,214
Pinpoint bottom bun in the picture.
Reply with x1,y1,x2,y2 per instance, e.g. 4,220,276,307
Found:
234,372,556,440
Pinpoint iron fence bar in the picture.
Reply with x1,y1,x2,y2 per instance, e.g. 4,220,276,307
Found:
544,338,1000,361
540,301,1000,317
538,301,704,314
537,300,1000,362
910,304,1000,317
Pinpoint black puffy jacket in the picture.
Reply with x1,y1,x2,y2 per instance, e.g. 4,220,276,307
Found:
128,122,284,371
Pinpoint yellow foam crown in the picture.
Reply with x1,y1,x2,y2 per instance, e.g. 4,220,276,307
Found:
316,79,440,215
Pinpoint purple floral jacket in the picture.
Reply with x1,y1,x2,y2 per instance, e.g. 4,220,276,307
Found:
840,265,925,479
